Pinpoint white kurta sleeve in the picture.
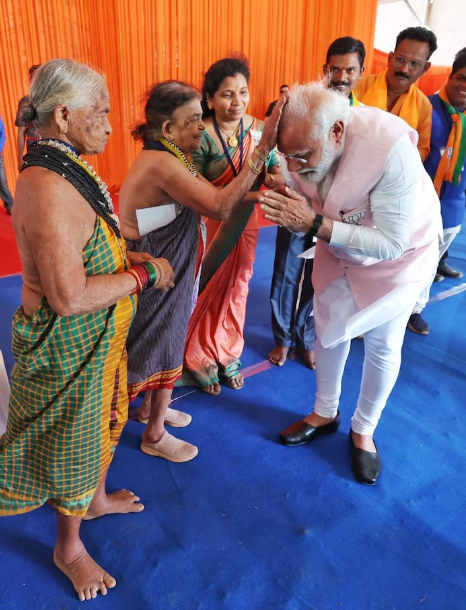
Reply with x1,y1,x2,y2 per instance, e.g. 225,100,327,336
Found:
329,133,421,260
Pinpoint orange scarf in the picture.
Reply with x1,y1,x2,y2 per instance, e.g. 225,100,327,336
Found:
361,69,419,130
433,85,466,196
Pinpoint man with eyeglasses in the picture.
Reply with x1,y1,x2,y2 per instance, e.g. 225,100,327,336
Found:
268,38,366,370
356,26,437,162
259,82,441,485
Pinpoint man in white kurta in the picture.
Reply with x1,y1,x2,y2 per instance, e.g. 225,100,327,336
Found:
260,82,441,485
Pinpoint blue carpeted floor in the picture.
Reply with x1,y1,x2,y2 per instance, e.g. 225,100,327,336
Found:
0,224,465,609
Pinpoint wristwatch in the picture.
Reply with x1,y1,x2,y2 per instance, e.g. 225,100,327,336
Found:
308,214,323,238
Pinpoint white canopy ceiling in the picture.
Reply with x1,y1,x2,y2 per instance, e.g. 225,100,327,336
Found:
375,0,466,65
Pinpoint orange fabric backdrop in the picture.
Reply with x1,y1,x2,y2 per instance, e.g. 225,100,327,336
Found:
371,48,451,96
0,0,378,196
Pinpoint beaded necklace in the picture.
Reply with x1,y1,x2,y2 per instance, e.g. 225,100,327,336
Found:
35,139,114,212
23,139,120,237
159,137,198,176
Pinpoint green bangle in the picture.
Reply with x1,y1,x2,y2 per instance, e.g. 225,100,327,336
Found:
142,261,157,288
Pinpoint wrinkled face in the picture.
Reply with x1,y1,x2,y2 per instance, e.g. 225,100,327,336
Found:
325,52,364,98
208,73,250,122
278,118,343,183
68,88,112,155
169,98,205,154
387,39,431,91
446,67,466,110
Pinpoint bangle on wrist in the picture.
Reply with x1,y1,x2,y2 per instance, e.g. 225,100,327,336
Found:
126,268,143,294
254,146,270,164
308,214,323,238
126,263,155,294
141,261,158,288
150,260,165,287
248,157,262,175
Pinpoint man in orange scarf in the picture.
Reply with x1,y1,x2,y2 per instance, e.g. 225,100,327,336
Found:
408,49,466,333
355,26,437,162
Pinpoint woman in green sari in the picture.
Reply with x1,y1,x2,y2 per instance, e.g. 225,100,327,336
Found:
182,57,283,394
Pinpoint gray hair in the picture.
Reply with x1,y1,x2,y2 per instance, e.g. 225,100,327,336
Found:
280,81,350,140
21,59,107,127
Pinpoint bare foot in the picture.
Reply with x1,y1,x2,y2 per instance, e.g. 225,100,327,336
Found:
298,349,315,370
54,544,116,601
202,382,221,395
268,346,289,366
351,430,376,452
226,374,244,390
83,490,144,521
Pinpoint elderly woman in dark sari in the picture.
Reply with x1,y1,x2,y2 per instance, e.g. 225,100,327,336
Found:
119,80,282,463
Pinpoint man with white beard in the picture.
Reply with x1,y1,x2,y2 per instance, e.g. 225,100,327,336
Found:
259,82,441,485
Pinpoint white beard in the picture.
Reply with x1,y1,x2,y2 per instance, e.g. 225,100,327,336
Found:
297,140,339,183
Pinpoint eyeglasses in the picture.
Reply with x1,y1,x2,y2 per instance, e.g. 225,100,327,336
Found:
392,55,426,71
277,150,312,164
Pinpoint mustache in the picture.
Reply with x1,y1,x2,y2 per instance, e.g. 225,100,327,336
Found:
394,71,410,79
331,81,351,88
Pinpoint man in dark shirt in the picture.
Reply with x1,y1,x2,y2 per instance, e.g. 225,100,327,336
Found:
265,84,289,117
15,64,41,172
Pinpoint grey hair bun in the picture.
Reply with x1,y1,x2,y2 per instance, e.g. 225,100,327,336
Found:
21,102,38,124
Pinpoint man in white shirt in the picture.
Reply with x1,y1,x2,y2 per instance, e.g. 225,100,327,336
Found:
259,82,441,485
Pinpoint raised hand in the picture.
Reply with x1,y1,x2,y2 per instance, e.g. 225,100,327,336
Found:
257,96,287,158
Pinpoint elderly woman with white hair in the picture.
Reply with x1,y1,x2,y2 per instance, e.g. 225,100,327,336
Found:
260,82,441,485
0,59,175,601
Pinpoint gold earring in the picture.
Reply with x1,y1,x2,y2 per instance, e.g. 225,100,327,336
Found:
207,99,212,110
62,126,68,134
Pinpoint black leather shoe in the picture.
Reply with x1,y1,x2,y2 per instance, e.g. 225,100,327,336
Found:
279,412,340,446
349,430,381,485
407,313,429,335
437,261,463,279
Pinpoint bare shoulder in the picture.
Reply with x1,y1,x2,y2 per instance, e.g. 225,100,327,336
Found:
16,168,92,214
120,150,181,212
14,167,96,244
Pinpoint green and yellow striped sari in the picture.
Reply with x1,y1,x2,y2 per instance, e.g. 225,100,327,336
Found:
0,218,135,517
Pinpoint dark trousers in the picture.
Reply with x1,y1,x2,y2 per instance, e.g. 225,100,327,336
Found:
0,155,13,210
270,227,315,351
